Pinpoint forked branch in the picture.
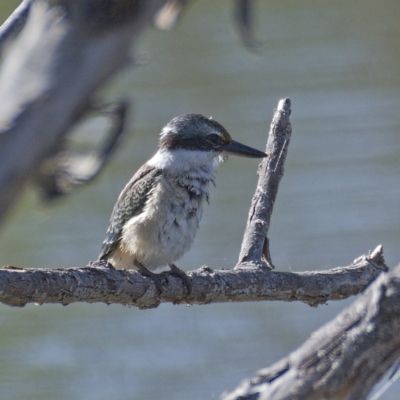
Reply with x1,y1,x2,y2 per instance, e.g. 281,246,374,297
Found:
0,246,387,309
0,98,388,309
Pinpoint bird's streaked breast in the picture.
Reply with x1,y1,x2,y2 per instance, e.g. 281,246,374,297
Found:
118,173,206,270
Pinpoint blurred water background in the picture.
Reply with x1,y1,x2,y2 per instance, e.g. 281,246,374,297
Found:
1,1,400,399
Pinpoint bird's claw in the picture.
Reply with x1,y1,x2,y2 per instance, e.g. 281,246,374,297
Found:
169,264,192,294
135,262,163,294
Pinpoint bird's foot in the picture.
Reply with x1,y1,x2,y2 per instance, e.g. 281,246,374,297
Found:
134,262,163,294
168,264,192,294
88,259,115,269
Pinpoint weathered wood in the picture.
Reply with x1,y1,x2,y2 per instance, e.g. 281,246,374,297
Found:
0,4,396,398
238,98,292,269
222,256,400,400
0,246,387,310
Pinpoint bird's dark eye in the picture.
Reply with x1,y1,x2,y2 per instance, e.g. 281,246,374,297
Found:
207,133,222,145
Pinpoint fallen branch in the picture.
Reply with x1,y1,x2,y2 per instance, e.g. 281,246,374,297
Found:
0,246,387,309
221,260,400,400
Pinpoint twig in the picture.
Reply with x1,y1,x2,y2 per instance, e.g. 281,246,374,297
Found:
0,246,387,310
233,0,261,52
238,98,292,269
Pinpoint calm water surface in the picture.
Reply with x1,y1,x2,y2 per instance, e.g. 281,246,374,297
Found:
1,1,400,399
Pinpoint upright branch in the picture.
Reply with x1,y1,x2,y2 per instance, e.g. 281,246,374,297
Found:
238,98,292,269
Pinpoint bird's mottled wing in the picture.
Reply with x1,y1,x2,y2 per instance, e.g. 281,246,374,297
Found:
99,164,162,259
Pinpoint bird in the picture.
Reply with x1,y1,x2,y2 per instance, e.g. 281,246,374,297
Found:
98,114,267,293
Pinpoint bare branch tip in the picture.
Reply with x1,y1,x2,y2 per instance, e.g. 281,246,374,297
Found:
277,97,291,115
368,244,386,267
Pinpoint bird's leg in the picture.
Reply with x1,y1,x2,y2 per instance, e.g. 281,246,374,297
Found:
134,260,163,294
168,264,192,294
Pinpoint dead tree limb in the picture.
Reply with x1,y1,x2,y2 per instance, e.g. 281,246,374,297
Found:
0,4,396,400
238,98,292,269
221,262,400,400
0,0,168,224
0,246,387,309
0,97,388,309
0,0,262,222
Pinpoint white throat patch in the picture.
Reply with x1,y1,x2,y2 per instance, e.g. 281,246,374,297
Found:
148,149,221,177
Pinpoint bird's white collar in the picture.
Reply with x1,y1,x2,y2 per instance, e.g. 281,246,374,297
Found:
147,149,223,176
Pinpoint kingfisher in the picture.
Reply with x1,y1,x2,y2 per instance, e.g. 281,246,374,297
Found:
98,114,267,293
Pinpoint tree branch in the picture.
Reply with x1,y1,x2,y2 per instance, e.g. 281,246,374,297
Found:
0,0,168,224
238,98,292,269
221,259,400,400
0,97,388,309
1,4,393,399
0,246,387,309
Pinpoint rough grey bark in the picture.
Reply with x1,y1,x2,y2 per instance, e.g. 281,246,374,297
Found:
0,246,387,309
221,262,400,400
238,98,292,269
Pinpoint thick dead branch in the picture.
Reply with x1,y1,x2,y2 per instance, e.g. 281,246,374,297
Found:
0,246,387,309
221,258,400,400
0,0,168,224
0,0,261,224
238,98,292,269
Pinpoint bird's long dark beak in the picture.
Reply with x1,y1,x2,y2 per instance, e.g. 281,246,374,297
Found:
222,140,267,158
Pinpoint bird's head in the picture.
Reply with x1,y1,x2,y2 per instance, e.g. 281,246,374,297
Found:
159,114,267,160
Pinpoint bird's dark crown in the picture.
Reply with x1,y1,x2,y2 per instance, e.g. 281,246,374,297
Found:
159,114,232,152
